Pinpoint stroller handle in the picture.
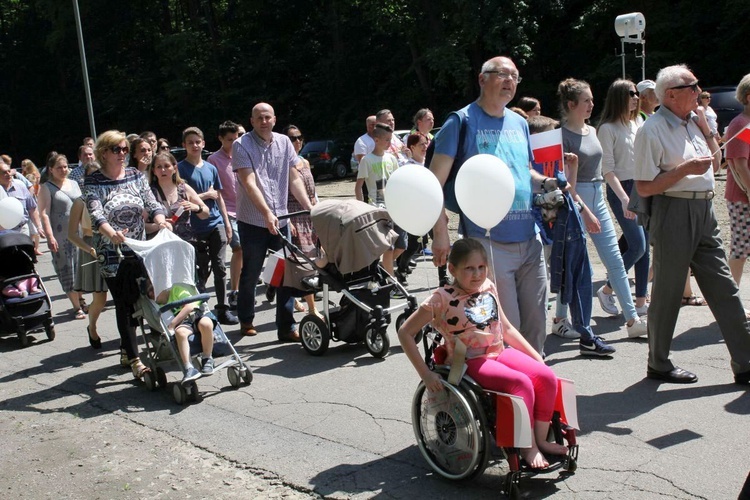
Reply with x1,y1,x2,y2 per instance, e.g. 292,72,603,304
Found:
158,293,211,313
277,210,311,221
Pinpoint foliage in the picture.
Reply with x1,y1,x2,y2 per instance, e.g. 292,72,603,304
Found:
0,0,746,164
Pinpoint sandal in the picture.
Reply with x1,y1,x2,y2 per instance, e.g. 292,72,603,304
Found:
294,300,307,313
74,308,87,320
120,349,130,368
79,297,89,314
130,359,151,380
682,295,705,306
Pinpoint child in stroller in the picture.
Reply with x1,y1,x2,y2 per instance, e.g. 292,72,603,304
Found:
398,238,568,469
3,276,40,298
153,282,216,384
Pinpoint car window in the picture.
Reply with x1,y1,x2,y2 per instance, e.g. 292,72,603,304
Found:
300,141,327,154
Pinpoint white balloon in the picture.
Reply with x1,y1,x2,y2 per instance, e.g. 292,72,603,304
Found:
0,197,25,230
454,154,516,230
384,164,444,236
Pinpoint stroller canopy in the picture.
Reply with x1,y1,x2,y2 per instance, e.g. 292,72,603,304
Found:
124,229,195,296
311,199,397,275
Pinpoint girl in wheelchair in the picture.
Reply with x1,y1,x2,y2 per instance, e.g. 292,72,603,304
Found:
398,238,568,469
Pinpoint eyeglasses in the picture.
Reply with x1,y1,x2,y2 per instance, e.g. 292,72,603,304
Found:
669,82,699,92
110,146,129,155
289,135,304,142
629,90,639,97
484,70,522,83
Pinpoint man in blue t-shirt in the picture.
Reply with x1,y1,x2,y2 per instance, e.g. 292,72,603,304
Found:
430,56,551,354
178,126,237,325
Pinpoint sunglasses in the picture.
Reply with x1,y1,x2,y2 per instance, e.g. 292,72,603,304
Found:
670,82,699,92
629,90,639,97
158,146,170,151
110,146,130,154
289,135,304,142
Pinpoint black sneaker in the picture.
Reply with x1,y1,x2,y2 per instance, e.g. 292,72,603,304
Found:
579,336,616,357
394,270,409,286
265,285,276,303
215,306,239,325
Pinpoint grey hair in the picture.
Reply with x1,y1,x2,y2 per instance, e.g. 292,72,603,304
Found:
736,74,750,106
654,64,693,103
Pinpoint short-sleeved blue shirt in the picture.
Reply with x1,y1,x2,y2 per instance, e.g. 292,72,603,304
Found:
177,159,223,236
434,102,535,243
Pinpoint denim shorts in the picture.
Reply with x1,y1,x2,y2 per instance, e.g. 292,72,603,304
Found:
229,216,241,250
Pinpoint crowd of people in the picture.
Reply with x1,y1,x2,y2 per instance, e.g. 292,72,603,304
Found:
1,56,749,429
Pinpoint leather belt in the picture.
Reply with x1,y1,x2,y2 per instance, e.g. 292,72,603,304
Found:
662,190,714,200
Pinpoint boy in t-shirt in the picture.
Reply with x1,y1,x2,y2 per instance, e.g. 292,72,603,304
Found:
177,127,237,325
354,123,406,279
154,283,216,384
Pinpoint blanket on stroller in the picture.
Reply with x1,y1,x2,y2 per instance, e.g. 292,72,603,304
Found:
311,199,397,275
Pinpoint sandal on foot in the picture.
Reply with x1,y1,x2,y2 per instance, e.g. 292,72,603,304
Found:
130,359,151,380
682,295,705,306
74,308,87,320
120,349,130,368
80,297,89,314
294,300,307,313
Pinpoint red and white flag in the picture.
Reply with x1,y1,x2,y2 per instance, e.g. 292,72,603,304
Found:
490,391,532,448
530,128,564,165
261,250,286,287
554,378,580,430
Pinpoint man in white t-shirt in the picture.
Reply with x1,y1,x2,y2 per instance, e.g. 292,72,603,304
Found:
353,115,376,163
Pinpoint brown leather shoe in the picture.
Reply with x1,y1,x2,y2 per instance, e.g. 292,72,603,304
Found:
278,329,300,343
240,323,257,336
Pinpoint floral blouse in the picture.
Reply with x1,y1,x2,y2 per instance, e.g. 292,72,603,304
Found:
421,278,504,364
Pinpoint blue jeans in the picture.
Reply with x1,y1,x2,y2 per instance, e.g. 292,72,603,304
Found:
556,182,637,321
237,222,295,334
606,180,649,299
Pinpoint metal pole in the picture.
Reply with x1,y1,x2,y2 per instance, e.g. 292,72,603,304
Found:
641,41,646,82
73,0,96,139
621,39,626,80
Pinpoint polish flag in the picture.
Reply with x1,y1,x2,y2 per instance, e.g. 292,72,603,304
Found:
554,378,580,430
261,250,286,287
490,391,532,448
530,128,564,165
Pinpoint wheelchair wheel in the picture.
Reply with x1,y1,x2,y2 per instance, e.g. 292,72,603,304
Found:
411,378,490,480
365,325,389,358
300,314,330,356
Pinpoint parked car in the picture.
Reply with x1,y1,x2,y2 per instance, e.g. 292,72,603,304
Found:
169,147,211,162
704,86,742,137
300,139,354,180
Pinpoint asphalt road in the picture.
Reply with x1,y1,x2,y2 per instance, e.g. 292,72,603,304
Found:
1,178,749,499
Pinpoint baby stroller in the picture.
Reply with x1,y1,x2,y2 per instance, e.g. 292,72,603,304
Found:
276,199,416,358
412,330,579,499
126,230,252,404
0,230,54,347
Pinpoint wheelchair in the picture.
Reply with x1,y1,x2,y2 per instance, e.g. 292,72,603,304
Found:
410,329,579,499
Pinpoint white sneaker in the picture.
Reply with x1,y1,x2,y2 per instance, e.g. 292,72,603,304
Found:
627,316,648,338
635,303,649,316
597,286,619,316
551,318,580,339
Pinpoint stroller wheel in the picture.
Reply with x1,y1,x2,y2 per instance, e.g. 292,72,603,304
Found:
365,326,390,358
44,322,55,341
228,366,241,388
173,383,187,405
143,371,158,392
299,314,330,356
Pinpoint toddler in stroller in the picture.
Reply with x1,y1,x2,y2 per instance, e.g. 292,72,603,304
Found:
153,283,216,384
126,229,252,404
2,276,40,298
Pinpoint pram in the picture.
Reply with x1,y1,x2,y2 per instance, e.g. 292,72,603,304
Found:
126,230,252,404
276,199,417,358
0,230,54,347
412,329,579,498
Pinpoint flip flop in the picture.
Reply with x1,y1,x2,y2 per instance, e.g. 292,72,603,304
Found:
74,308,87,320
681,295,705,306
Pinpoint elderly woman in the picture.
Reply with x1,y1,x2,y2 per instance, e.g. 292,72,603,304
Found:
83,130,168,378
38,153,85,319
725,74,750,297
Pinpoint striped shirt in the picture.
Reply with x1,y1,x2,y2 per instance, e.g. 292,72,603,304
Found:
232,130,297,228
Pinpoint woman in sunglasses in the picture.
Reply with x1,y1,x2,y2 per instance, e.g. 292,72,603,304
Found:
597,79,650,316
82,130,169,379
282,124,320,316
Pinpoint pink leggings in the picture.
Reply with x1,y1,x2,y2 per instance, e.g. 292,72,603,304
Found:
465,348,558,426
